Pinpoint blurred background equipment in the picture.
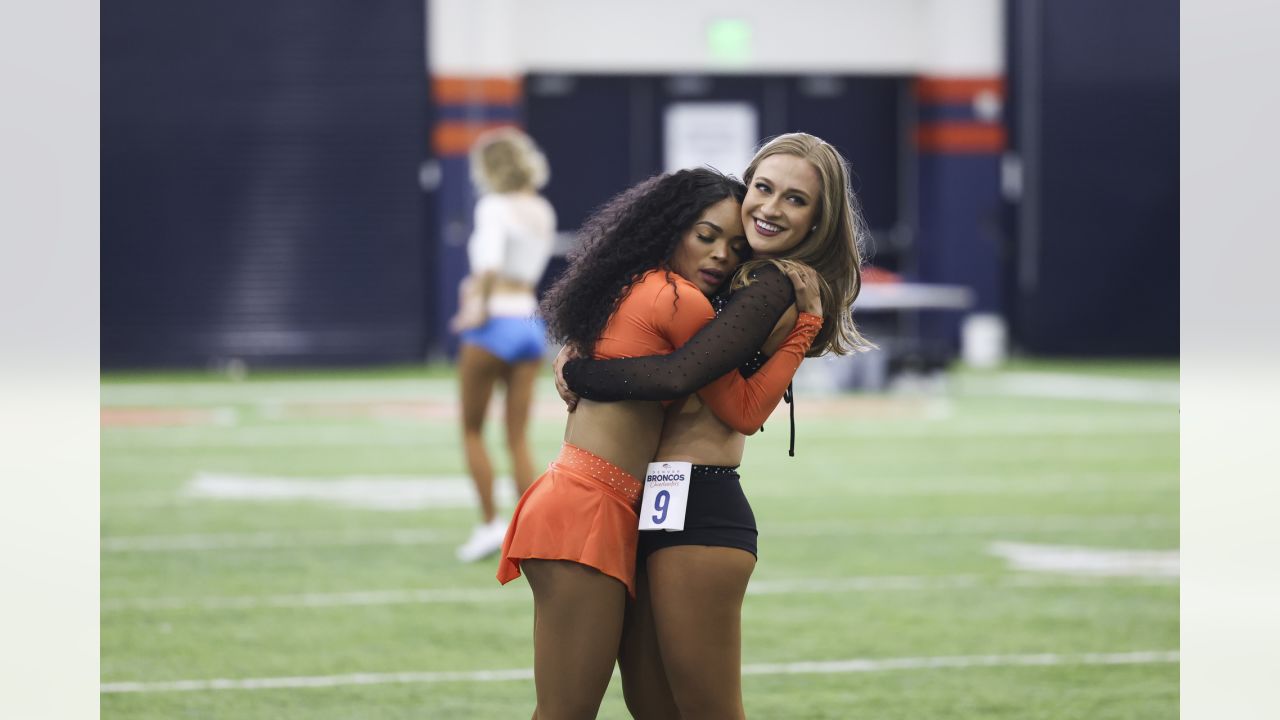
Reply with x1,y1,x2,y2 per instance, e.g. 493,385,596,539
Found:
102,0,1177,373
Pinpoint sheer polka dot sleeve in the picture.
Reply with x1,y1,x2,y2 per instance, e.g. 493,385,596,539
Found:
562,264,796,402
694,312,820,434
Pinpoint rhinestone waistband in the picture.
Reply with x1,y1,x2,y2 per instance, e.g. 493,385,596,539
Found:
551,443,643,506
690,464,741,477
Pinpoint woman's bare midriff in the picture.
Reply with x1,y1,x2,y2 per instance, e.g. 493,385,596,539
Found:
490,277,536,295
562,399,666,482
652,396,746,466
650,302,797,467
564,304,798,475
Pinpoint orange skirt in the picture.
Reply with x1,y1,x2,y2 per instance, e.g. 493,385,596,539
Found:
497,443,643,597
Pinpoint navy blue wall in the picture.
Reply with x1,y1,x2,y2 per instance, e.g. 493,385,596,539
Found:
524,74,907,257
1006,0,1178,355
102,1,431,368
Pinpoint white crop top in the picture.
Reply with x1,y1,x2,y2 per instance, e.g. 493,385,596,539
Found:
467,193,556,287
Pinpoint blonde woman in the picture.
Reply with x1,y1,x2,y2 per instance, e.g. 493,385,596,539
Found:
451,128,556,562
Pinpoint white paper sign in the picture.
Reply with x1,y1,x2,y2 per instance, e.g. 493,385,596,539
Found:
638,461,692,532
663,102,758,175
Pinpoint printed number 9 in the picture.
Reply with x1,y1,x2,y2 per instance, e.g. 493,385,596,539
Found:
652,490,670,524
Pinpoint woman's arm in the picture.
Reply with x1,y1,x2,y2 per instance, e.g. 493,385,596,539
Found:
691,262,823,433
692,311,820,434
451,197,505,332
561,263,796,400
560,264,824,433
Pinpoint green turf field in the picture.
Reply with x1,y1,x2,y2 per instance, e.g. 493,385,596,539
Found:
101,360,1179,719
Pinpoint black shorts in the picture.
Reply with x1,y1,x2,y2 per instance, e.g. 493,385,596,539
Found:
638,465,757,561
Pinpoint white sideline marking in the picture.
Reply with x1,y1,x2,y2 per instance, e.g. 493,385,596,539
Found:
741,650,1179,676
746,574,1174,595
759,475,1178,498
103,473,1177,511
989,542,1180,577
768,514,1176,536
958,372,1179,404
101,514,1177,554
101,415,1176,449
101,378,458,407
100,650,1178,693
184,472,516,511
101,573,1176,612
101,529,445,552
103,587,512,611
804,417,1177,438
103,428,442,448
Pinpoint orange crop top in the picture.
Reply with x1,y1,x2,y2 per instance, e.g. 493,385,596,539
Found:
572,267,821,435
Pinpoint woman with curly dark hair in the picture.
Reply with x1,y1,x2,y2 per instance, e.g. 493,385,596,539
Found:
553,133,873,719
496,167,822,719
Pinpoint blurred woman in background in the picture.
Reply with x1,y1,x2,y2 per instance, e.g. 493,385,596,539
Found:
451,128,556,563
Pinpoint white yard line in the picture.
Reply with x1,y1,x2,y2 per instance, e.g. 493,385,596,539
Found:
741,650,1179,676
754,480,1176,498
182,472,516,510
100,471,1176,512
101,415,1176,449
102,587,510,611
803,418,1178,438
101,529,446,552
101,481,1177,509
988,541,1180,577
101,379,459,407
957,372,1179,404
100,650,1178,693
101,573,1176,612
102,419,1177,446
100,427,439,448
101,513,1176,554
746,574,1174,595
767,514,1177,536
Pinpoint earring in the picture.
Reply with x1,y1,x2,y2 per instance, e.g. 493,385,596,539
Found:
810,225,817,232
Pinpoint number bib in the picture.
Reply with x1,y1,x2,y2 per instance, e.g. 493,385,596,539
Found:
638,461,691,532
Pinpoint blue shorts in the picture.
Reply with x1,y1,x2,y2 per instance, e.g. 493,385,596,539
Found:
460,316,546,363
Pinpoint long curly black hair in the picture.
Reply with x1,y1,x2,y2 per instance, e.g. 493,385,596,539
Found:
542,168,747,355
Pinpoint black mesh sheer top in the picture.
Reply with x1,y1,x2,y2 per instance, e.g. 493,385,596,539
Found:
561,263,801,452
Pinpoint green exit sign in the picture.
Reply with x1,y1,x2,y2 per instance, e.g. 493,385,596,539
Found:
708,19,751,65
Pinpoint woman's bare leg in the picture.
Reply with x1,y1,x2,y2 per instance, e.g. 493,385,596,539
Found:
503,359,541,496
458,343,506,523
522,559,627,720
619,562,682,719
647,546,756,720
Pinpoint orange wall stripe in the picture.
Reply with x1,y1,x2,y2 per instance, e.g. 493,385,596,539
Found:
915,77,1005,104
433,76,523,105
433,120,520,155
915,123,1006,153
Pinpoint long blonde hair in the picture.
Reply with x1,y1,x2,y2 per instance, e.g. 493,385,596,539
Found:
469,127,549,194
733,133,875,355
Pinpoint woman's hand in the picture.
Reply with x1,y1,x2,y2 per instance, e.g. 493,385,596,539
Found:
783,263,823,317
449,307,485,333
449,306,486,333
553,345,582,412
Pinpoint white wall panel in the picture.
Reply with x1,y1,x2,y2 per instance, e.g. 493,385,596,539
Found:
430,0,1001,75
924,0,1005,74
